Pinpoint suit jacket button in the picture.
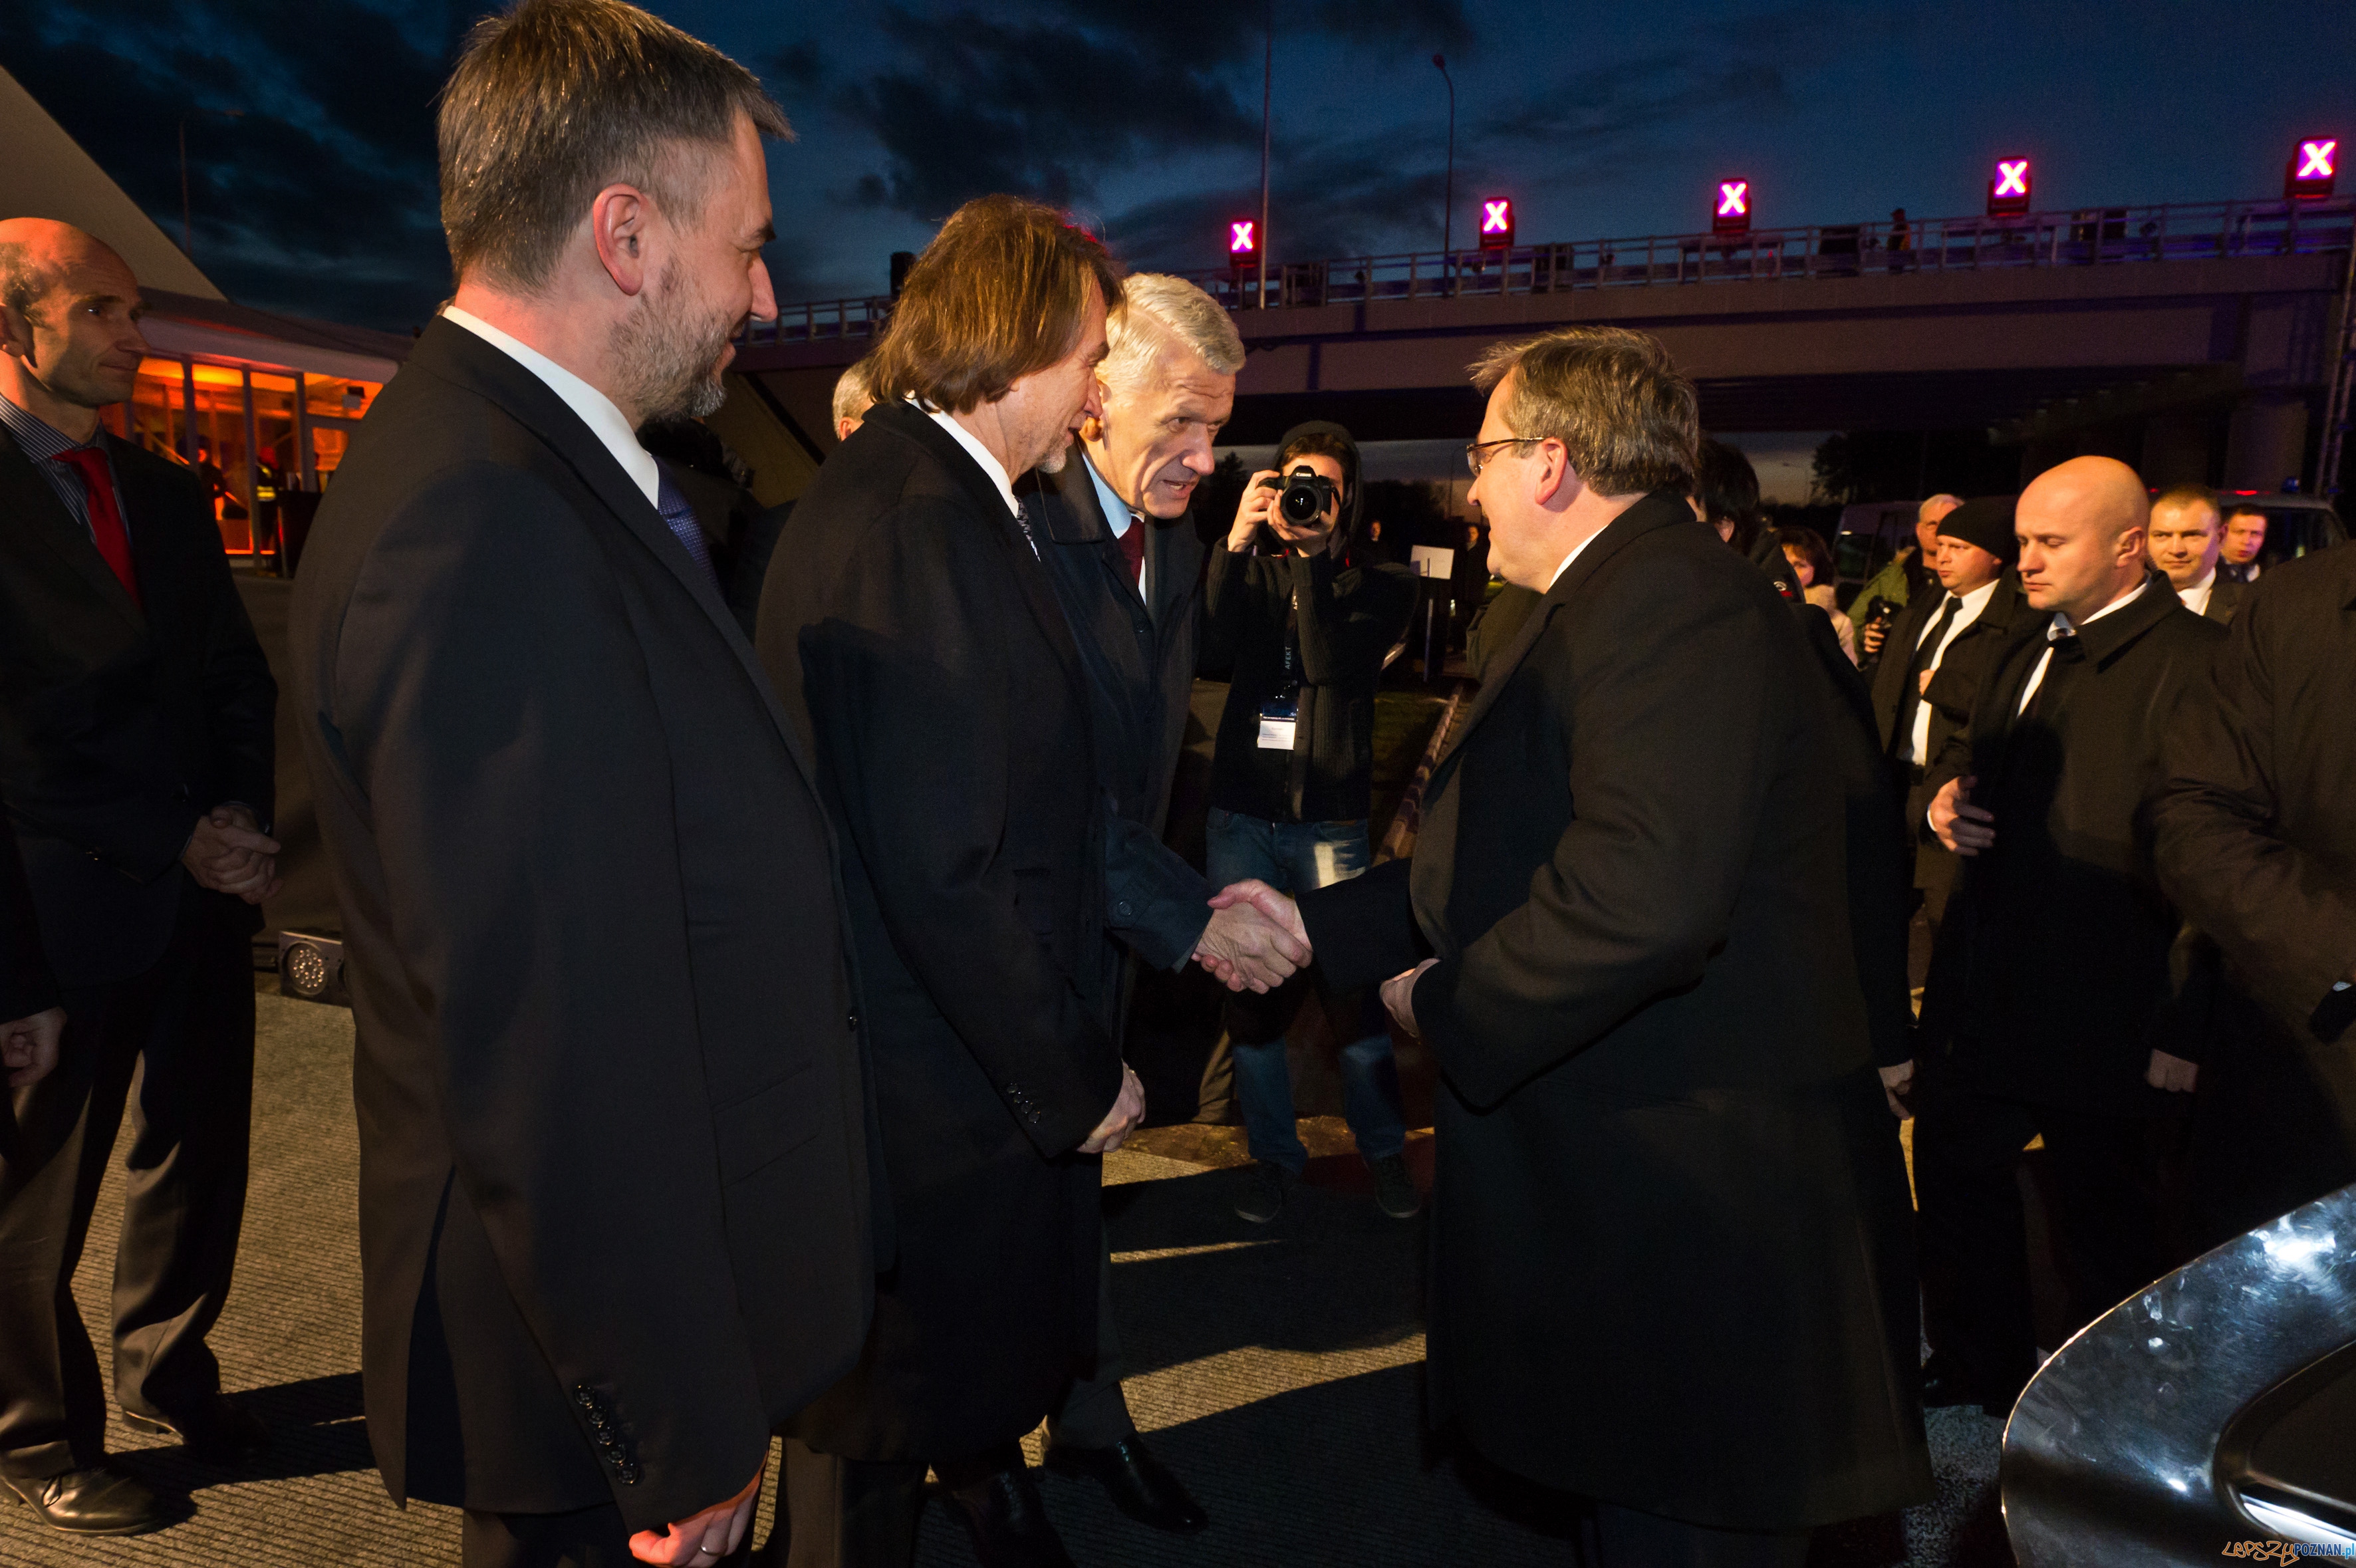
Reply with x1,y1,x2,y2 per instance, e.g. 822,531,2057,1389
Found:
846,1010,860,1033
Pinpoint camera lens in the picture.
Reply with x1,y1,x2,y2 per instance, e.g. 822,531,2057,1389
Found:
1280,481,1323,525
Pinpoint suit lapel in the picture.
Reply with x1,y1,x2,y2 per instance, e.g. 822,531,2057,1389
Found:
880,403,1089,694
0,426,146,632
409,320,819,783
1432,494,1690,782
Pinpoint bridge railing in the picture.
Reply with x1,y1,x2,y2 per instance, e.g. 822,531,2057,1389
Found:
740,196,2353,344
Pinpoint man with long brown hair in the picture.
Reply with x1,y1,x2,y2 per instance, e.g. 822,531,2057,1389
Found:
757,196,1142,1568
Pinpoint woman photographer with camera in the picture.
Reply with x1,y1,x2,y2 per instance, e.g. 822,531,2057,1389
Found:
1200,421,1419,1224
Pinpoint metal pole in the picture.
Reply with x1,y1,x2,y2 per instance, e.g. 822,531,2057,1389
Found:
240,366,259,557
179,121,192,258
1257,1,1271,310
1433,55,1454,290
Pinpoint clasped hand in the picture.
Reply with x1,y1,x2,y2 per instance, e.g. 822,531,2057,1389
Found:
1,1005,64,1089
1195,880,1310,993
182,803,281,904
628,1466,762,1565
1928,774,1996,856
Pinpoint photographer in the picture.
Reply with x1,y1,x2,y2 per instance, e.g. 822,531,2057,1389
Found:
1202,422,1418,1224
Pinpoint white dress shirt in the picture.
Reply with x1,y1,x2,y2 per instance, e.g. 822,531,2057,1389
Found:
1902,577,2001,763
918,401,1020,519
442,307,659,509
1083,452,1152,607
1547,527,1607,590
2176,567,2216,618
2017,579,2149,714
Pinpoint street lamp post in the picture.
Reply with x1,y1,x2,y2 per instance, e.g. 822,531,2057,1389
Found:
1432,54,1455,293
1257,1,1273,309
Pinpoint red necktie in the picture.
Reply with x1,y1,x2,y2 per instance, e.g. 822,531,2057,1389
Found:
1117,514,1144,590
52,446,141,607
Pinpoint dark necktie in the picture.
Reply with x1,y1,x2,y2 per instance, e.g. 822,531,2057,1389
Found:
654,462,717,584
2028,630,2085,718
52,445,141,606
1116,513,1145,591
1891,593,1961,760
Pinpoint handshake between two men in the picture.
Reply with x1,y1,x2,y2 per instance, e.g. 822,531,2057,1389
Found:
1187,880,1438,1040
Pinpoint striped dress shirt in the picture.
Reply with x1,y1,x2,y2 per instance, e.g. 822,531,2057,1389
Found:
0,389,128,545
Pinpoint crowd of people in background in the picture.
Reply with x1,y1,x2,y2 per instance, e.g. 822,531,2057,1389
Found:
3,3,2353,1568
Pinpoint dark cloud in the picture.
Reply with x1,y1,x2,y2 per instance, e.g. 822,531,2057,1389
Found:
823,0,1475,223
830,7,1261,219
1,0,459,330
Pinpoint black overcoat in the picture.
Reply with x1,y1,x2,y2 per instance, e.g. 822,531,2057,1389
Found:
1918,573,2225,1112
2151,547,2356,1225
1021,448,1211,1027
1297,493,1930,1530
289,319,874,1530
757,401,1122,1462
0,426,275,986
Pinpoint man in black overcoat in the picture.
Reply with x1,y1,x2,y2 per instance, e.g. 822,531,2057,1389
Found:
1868,497,2028,933
1916,456,2224,1416
290,11,874,1565
2151,544,2356,1250
1017,273,1311,1539
1230,327,1930,1566
755,197,1144,1568
0,219,279,1538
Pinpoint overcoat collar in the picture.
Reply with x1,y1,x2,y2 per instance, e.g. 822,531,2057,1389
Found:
867,400,1088,691
1433,489,1694,780
0,422,146,632
404,317,818,782
2068,569,2182,668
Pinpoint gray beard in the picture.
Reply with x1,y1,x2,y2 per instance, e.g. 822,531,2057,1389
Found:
612,261,736,425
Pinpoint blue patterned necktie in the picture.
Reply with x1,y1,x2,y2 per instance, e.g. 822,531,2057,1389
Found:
654,461,717,583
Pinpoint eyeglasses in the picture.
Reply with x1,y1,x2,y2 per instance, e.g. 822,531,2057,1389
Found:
1464,437,1540,477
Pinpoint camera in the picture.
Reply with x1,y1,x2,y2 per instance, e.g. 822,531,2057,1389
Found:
1259,465,1339,527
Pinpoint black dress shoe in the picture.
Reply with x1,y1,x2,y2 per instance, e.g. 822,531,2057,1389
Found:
1919,1357,2029,1420
1045,1436,1208,1534
124,1396,272,1469
1,1462,167,1535
942,1466,1075,1568
1917,1356,1980,1410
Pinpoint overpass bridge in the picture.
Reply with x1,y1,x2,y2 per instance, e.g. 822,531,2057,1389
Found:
723,196,2356,500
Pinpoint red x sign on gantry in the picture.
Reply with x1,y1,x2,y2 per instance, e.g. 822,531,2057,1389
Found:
1713,179,1750,235
2288,138,2339,199
1479,198,1514,249
1228,219,1256,256
1988,157,2032,215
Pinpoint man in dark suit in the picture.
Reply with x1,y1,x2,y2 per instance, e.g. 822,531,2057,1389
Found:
2153,545,2356,1250
289,9,873,1565
1018,272,1301,1539
0,219,279,1538
756,196,1146,1568
1916,456,2224,1416
1226,327,1930,1565
2147,482,2248,625
1868,496,2028,934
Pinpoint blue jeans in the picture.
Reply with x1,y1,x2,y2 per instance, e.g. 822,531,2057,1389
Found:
1205,808,1407,1172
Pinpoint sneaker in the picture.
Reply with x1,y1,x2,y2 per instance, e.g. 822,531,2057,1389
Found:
1370,1152,1422,1219
1234,1160,1293,1224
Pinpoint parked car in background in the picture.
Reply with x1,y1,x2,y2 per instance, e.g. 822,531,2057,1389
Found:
2214,490,2347,573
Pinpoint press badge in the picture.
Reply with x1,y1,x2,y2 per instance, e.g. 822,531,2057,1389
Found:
1257,694,1298,750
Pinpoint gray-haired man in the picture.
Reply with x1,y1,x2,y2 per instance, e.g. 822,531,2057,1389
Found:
1015,273,1269,1539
